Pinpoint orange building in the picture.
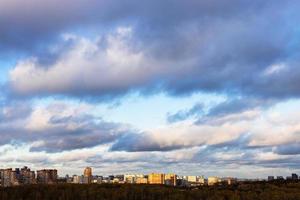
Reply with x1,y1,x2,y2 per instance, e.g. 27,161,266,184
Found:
83,167,92,184
148,173,165,184
84,167,92,177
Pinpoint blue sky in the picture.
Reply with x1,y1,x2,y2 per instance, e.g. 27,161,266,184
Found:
0,0,300,178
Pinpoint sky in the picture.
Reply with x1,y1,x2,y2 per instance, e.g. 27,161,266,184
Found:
0,0,300,178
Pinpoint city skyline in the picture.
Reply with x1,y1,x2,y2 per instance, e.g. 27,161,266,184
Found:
1,166,298,187
0,0,300,178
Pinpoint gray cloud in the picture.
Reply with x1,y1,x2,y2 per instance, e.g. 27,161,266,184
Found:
195,98,275,125
28,116,131,153
167,103,204,123
1,0,300,175
0,102,134,153
275,142,300,155
4,0,300,102
111,131,300,170
167,98,274,125
0,0,268,52
111,133,187,152
0,102,32,122
111,130,254,153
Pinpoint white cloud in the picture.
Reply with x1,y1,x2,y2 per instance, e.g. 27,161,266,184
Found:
9,27,171,97
263,63,287,76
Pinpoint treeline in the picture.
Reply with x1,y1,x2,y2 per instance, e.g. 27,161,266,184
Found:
0,182,300,200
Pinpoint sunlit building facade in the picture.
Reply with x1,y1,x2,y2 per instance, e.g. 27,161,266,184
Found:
208,177,220,186
136,177,148,184
83,167,92,184
148,173,165,184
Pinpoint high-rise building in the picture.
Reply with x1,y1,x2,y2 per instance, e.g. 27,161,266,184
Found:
84,167,92,177
37,169,57,184
20,166,36,184
148,173,165,184
0,167,36,186
0,168,12,187
83,167,92,184
0,168,19,187
165,174,177,186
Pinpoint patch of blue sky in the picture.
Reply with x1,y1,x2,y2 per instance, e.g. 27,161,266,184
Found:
30,91,227,130
0,59,16,84
91,92,227,130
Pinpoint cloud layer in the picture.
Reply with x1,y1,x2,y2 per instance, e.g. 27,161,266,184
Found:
5,0,300,100
0,0,300,176
0,101,134,153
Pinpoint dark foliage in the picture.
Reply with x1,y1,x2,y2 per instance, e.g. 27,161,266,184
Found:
0,182,300,200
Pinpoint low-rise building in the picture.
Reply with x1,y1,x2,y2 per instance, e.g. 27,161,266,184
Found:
124,174,144,184
0,168,19,187
136,177,148,184
20,166,36,184
221,177,237,185
72,175,83,184
187,176,197,183
197,176,205,185
208,177,220,186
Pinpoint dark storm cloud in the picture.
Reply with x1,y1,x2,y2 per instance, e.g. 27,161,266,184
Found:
0,0,267,51
1,0,300,171
28,114,132,153
5,0,300,101
29,131,116,153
